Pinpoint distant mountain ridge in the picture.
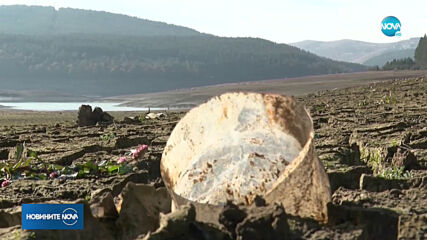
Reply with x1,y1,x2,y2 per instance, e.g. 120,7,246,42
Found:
0,5,366,97
291,38,420,67
0,5,202,36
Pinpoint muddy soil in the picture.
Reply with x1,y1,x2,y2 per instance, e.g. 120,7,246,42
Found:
0,76,426,239
300,77,427,239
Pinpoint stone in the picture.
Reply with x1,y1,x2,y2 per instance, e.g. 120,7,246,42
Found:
90,189,119,219
161,92,331,222
142,204,196,240
0,206,21,228
219,201,247,239
0,226,35,240
327,165,372,192
359,174,410,192
0,148,9,159
398,214,427,239
100,112,114,125
92,107,104,123
141,204,230,240
392,148,419,170
235,204,290,240
77,105,114,126
116,182,171,240
305,226,364,240
122,116,141,124
252,195,267,207
77,105,96,126
327,202,399,240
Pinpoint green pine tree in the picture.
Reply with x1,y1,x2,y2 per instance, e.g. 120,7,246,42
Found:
382,57,415,70
415,34,427,68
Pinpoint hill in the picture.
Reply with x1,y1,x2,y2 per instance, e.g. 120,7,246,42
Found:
0,5,201,36
291,38,419,67
363,49,415,66
0,5,366,97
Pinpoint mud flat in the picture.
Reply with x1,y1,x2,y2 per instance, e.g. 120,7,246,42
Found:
0,75,426,239
113,70,427,108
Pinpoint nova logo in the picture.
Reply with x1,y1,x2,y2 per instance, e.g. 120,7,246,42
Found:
62,208,79,226
381,16,401,37
22,204,83,230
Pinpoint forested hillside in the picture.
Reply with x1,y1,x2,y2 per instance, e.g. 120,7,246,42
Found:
381,35,427,70
0,5,201,36
0,5,366,96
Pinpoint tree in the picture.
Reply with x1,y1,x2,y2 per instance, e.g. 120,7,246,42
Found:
414,34,427,68
382,58,415,70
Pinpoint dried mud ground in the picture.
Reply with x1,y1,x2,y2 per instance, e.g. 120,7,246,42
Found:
0,76,426,239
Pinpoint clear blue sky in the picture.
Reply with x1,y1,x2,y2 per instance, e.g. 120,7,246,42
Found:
1,0,426,43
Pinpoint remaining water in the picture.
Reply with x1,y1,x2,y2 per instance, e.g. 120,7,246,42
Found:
0,102,161,111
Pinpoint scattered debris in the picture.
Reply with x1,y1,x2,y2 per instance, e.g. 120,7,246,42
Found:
131,144,148,159
117,156,127,164
0,179,9,188
145,113,166,120
122,116,142,124
49,171,58,179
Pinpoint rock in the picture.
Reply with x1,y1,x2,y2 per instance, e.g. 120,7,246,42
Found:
389,188,402,198
77,105,96,126
101,112,114,125
219,201,247,238
0,226,35,240
141,204,230,240
77,105,114,126
327,202,399,240
142,204,196,240
114,136,149,149
359,173,410,192
92,107,104,123
90,189,119,219
305,224,364,240
161,92,331,222
398,214,427,239
327,165,372,193
0,138,18,148
122,116,141,124
0,148,9,159
116,182,171,240
252,195,267,207
0,199,14,209
235,204,290,240
0,206,21,228
418,176,427,189
392,148,419,170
